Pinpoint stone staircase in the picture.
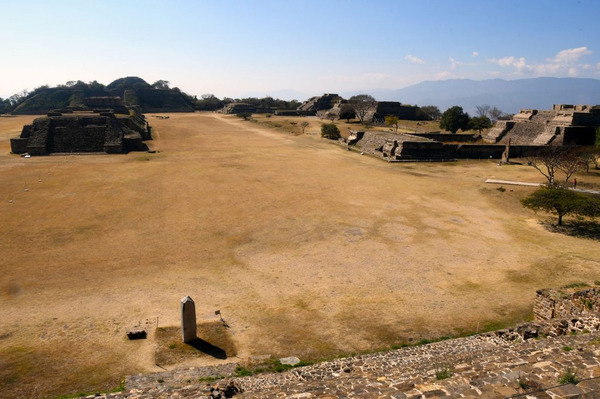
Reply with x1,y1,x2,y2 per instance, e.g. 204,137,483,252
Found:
532,126,561,145
84,315,600,399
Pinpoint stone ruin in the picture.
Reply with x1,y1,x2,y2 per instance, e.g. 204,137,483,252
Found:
363,101,424,123
345,130,446,160
10,97,151,155
297,94,425,122
342,103,600,161
296,93,339,114
483,104,600,146
534,286,600,322
344,130,541,161
219,103,257,115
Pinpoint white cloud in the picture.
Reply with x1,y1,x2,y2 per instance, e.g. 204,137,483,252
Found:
449,57,462,69
435,71,450,79
548,46,591,64
489,47,593,77
472,51,479,58
405,54,425,64
491,56,533,73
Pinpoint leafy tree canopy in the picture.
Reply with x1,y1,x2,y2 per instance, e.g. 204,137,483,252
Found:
469,116,492,133
440,106,470,133
521,187,600,226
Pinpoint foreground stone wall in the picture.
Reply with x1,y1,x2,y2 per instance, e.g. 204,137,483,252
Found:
86,315,600,399
82,287,600,398
535,287,600,322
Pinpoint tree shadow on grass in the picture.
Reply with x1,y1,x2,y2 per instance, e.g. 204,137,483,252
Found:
186,338,227,359
543,220,600,241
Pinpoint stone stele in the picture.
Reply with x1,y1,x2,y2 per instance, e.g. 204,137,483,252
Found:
181,296,197,343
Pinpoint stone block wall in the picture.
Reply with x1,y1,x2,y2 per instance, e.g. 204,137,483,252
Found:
10,106,150,155
534,287,600,322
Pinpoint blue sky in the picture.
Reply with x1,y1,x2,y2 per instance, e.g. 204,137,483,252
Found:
1,0,599,100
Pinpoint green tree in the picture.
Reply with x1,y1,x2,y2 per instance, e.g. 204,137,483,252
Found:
385,115,400,133
238,112,252,120
469,116,492,134
439,106,470,133
521,187,600,226
321,123,340,139
349,94,376,123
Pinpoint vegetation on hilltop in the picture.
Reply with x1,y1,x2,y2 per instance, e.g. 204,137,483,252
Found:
3,77,197,114
0,78,305,115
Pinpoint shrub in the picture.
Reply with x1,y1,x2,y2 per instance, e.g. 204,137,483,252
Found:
517,374,530,390
434,363,453,380
558,367,578,384
321,123,340,140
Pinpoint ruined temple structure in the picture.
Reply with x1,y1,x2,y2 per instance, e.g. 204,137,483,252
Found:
483,104,600,146
344,104,600,161
345,130,545,161
219,102,257,114
298,94,426,122
346,130,446,160
10,97,151,155
364,102,425,123
297,93,339,114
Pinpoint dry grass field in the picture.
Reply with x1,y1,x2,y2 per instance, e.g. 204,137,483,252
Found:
1,113,600,398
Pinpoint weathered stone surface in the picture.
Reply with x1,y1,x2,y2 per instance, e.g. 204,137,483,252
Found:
181,296,197,343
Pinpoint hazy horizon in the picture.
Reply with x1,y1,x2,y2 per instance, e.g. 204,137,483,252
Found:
2,0,599,100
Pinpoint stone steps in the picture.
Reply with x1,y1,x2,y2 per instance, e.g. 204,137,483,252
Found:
532,126,560,145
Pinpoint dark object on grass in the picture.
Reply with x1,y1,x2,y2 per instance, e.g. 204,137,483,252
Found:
127,329,147,340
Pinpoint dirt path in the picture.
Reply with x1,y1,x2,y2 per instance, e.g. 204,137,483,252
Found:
1,113,599,398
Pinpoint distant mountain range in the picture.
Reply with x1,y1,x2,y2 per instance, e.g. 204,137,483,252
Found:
343,77,600,115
